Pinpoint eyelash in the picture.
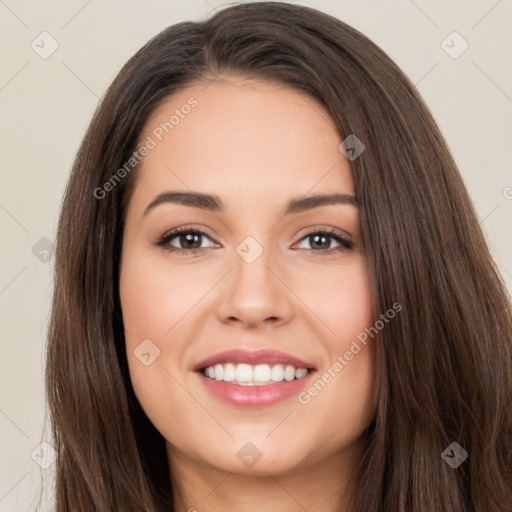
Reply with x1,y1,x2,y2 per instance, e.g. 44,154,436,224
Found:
153,225,354,256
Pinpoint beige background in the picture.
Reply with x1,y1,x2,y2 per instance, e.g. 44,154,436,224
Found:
0,0,511,509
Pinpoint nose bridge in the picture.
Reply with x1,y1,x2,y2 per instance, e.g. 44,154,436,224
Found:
232,233,277,298
216,232,293,326
235,235,272,283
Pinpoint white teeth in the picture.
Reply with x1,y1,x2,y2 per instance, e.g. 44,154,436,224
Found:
214,364,224,381
235,363,253,382
253,364,271,383
202,363,310,385
223,363,236,382
295,368,308,379
271,364,284,381
284,365,295,381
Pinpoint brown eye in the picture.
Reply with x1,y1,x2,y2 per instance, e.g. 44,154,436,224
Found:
155,228,216,254
294,229,354,254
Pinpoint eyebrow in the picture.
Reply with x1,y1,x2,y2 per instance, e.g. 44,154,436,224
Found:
143,190,359,217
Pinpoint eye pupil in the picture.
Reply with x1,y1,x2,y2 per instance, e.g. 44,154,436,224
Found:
311,234,330,249
181,233,201,248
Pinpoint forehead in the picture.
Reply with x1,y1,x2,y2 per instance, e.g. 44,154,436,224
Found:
130,78,355,214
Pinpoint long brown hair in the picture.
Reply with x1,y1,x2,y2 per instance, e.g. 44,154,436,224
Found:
44,2,512,510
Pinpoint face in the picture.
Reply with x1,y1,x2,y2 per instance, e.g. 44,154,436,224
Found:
119,77,376,478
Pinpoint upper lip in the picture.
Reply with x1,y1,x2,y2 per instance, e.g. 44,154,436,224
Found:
193,349,317,371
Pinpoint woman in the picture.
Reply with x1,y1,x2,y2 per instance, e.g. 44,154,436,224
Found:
44,2,512,511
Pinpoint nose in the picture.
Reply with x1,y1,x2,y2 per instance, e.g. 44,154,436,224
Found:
216,243,294,330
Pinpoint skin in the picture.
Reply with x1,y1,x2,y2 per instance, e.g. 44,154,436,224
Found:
119,77,376,512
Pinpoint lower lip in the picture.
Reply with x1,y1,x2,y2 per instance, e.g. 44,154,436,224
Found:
196,370,316,407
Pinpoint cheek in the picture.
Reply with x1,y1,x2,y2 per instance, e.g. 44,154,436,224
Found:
295,259,376,429
120,252,204,338
119,248,216,426
120,252,171,385
299,257,374,342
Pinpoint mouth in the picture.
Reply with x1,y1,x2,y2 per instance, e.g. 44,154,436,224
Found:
193,349,317,407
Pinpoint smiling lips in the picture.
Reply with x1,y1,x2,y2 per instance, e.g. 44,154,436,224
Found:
194,349,317,407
